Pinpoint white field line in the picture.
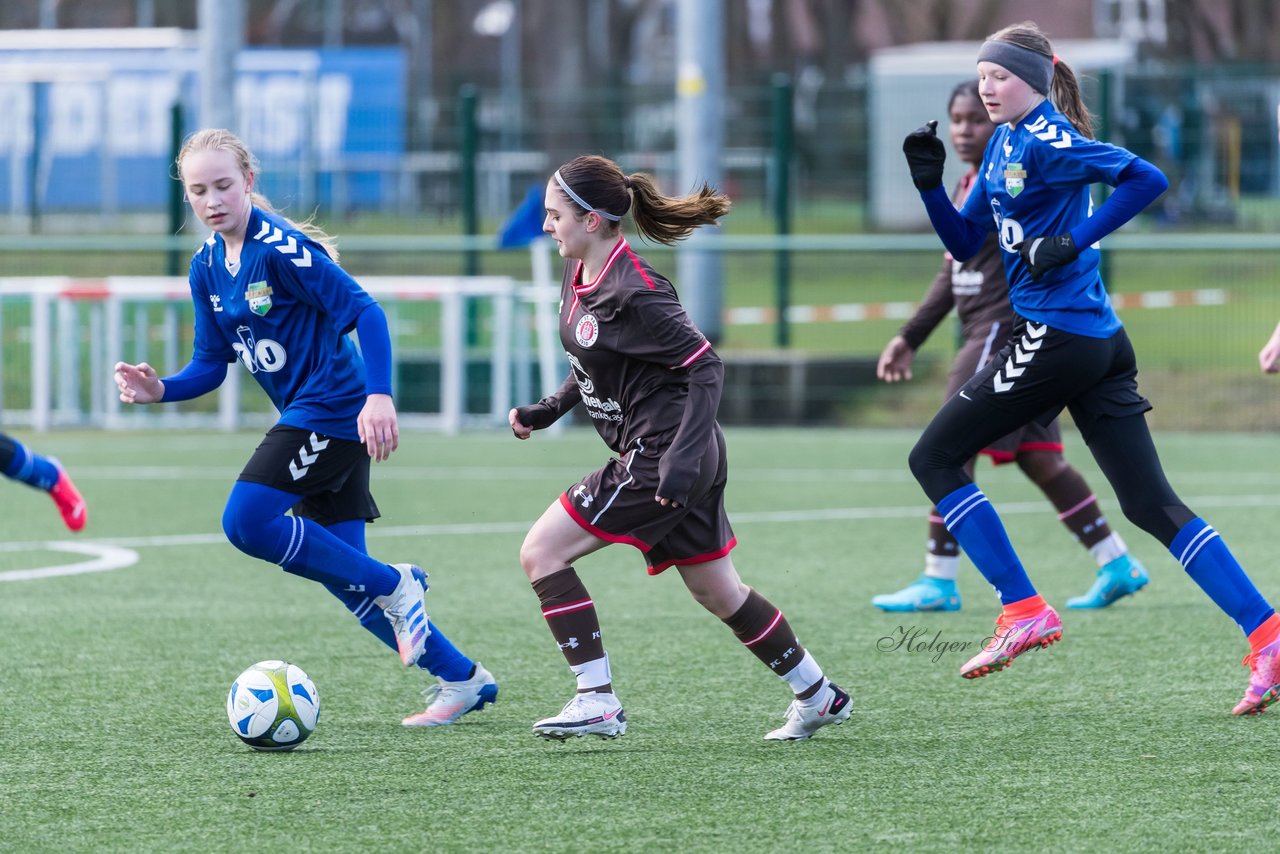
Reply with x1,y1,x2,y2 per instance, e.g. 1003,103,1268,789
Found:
3,492,1278,581
53,465,1280,485
0,541,139,581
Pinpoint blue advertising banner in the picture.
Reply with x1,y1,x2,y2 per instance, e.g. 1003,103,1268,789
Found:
0,36,404,213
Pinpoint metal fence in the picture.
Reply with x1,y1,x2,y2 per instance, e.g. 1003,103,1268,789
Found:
3,233,1279,432
4,59,1279,234
0,269,559,433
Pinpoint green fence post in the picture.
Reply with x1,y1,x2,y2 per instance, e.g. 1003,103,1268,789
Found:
772,73,792,348
459,84,479,276
29,81,44,233
167,102,185,275
458,84,480,347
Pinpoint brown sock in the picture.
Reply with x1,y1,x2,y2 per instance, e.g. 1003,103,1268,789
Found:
928,510,960,558
1042,468,1112,549
723,589,821,696
531,567,610,693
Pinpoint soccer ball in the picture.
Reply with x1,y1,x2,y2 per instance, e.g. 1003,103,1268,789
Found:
226,660,320,751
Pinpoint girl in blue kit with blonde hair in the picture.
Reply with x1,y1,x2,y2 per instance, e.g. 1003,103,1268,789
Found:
114,128,496,727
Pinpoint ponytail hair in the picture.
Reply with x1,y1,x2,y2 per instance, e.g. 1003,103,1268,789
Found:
176,128,341,261
986,21,1095,139
553,154,731,246
1048,57,1094,139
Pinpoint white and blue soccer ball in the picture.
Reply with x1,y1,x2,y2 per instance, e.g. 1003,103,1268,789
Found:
226,660,320,752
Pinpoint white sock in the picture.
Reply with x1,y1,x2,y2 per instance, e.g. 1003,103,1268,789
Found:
782,652,824,697
924,553,960,581
1090,533,1127,567
570,653,611,692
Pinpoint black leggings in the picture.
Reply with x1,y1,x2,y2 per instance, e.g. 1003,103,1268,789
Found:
1082,414,1195,546
910,320,1197,547
911,410,1194,548
0,431,17,470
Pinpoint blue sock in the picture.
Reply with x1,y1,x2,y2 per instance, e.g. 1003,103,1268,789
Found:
1171,518,1273,635
323,519,474,681
422,627,473,680
0,435,60,491
221,481,399,596
937,483,1037,605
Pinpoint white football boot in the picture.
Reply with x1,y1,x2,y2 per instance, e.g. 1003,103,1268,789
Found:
402,663,499,727
532,691,627,740
375,563,430,667
764,680,852,741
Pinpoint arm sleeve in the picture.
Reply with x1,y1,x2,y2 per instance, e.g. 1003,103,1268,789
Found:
354,303,393,396
622,292,723,505
656,354,723,506
1069,158,1169,249
515,373,582,430
159,358,227,402
919,184,989,261
898,258,955,350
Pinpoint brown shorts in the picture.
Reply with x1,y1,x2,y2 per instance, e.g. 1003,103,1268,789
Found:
948,328,1063,465
559,430,737,575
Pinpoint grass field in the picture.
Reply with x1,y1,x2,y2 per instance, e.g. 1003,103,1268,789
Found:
2,427,1280,854
3,426,1280,852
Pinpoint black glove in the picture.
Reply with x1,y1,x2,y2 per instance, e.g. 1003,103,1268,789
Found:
902,120,946,191
1014,233,1079,279
513,403,556,432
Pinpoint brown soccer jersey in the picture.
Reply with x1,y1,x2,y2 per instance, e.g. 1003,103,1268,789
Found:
525,238,724,506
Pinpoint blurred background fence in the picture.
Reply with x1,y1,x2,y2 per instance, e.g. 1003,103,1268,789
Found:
3,62,1277,233
2,1,1280,431
6,233,1279,432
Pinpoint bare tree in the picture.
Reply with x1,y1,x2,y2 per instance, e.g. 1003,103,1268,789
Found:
520,0,593,166
1230,0,1280,60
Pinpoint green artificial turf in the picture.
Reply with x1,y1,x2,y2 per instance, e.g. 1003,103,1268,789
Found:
1,427,1279,852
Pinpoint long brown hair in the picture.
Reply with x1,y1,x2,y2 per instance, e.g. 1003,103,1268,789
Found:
987,21,1095,139
553,154,731,246
176,128,340,261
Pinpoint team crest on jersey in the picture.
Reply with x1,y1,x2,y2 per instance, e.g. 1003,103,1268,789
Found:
575,314,599,347
244,281,273,316
1004,163,1027,197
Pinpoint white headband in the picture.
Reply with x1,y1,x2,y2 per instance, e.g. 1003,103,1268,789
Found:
554,169,621,221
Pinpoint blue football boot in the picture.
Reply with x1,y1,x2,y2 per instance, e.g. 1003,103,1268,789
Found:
1066,554,1150,609
871,574,961,612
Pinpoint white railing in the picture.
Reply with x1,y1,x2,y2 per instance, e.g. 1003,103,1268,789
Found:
0,271,562,434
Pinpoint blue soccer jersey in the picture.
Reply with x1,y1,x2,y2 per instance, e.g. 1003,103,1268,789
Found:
959,100,1136,337
187,207,375,439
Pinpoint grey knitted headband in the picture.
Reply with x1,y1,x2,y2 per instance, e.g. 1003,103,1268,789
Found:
977,40,1054,96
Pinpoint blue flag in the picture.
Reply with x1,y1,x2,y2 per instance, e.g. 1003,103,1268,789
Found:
497,184,547,248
